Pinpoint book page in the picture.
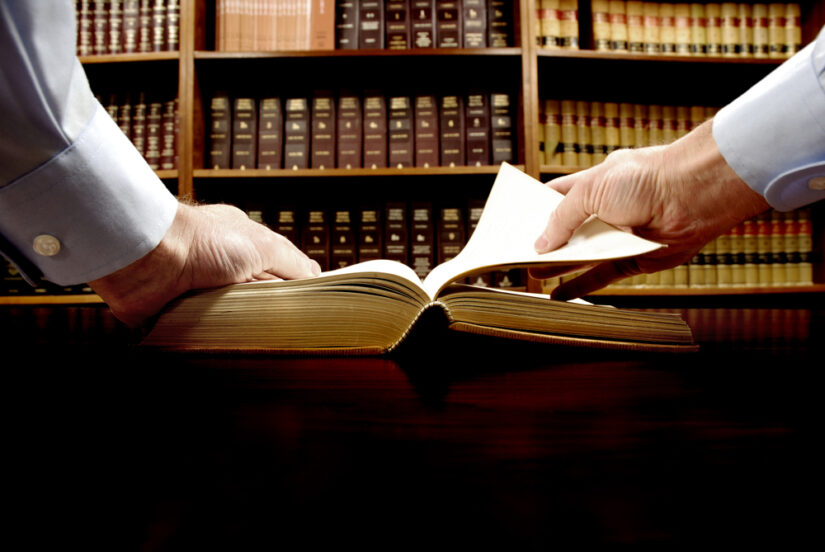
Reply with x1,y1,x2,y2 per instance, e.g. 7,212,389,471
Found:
423,162,662,298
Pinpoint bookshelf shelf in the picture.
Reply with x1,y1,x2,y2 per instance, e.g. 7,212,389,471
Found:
0,295,103,306
79,52,181,64
589,284,825,297
194,47,523,59
193,165,515,178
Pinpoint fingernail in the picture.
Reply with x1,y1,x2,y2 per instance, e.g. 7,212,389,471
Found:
308,259,322,277
534,235,550,253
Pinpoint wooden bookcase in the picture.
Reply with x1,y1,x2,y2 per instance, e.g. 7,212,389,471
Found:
2,0,824,306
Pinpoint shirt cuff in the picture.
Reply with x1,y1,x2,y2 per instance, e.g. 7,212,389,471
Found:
0,103,178,285
713,39,825,211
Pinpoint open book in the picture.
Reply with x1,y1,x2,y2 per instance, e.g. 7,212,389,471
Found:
142,163,697,354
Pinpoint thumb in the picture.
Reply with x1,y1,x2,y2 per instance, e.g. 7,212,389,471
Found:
534,176,593,253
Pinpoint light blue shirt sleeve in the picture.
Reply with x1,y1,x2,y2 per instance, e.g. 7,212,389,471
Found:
713,26,825,212
0,0,178,286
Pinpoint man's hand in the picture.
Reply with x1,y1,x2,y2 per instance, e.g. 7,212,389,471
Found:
89,202,321,326
532,120,770,300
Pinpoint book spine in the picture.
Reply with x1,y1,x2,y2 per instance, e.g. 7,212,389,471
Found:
273,206,300,245
357,206,383,262
465,92,491,167
76,0,94,56
92,0,110,55
437,206,466,264
487,0,512,47
208,92,231,169
642,1,660,54
540,0,562,49
463,0,487,48
589,101,607,164
121,0,140,52
131,91,148,159
108,0,124,55
302,208,330,271
414,94,440,168
738,3,754,57
151,0,167,52
144,96,163,170
363,92,388,169
311,91,337,169
576,100,592,167
490,92,515,165
689,2,707,56
608,0,628,52
436,0,463,48
706,3,723,56
160,97,178,170
386,0,412,49
359,0,385,49
335,0,359,49
336,91,363,169
542,99,561,165
138,0,153,52
626,0,644,53
388,96,415,168
558,0,578,49
559,99,577,166
659,3,676,54
166,0,180,51
384,202,409,265
231,97,257,170
592,0,611,51
331,208,357,269
439,94,465,167
410,202,435,278
411,0,437,48
284,97,311,169
258,97,284,169
310,0,336,50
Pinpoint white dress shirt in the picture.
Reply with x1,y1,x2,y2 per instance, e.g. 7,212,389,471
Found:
714,26,825,211
0,0,178,286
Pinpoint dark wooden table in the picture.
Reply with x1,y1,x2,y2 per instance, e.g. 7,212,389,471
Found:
3,300,822,549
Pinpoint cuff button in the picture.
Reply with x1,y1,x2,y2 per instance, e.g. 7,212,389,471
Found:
808,176,825,191
33,234,61,257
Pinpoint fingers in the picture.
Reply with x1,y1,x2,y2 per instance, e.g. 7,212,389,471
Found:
260,230,321,280
548,258,643,301
534,175,593,253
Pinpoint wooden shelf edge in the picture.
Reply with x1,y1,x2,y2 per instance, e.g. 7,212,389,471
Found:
79,51,180,64
193,165,523,178
585,284,825,297
1,295,103,305
194,48,523,60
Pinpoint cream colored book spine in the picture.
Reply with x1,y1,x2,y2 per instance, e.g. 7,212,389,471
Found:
721,2,739,57
690,3,707,56
768,3,786,58
642,1,661,54
609,0,629,51
742,217,759,287
559,0,579,49
592,0,612,51
705,3,722,56
627,0,645,52
604,102,621,155
560,100,578,166
543,99,562,165
539,0,561,49
647,103,664,145
752,4,770,58
785,3,802,57
738,3,754,57
674,3,692,55
797,208,813,285
576,101,592,167
659,3,677,54
589,101,607,165
633,103,649,147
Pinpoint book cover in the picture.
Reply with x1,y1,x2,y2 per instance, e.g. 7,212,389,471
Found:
438,206,466,264
440,94,465,167
487,0,512,47
258,97,284,170
357,206,384,262
414,94,439,168
359,0,385,49
335,0,359,49
436,0,462,47
463,0,487,48
490,92,515,165
231,97,257,170
311,91,337,169
411,201,436,279
465,92,490,167
388,96,415,168
302,208,331,271
336,91,363,169
363,92,388,169
208,91,231,169
384,201,409,265
386,0,412,49
411,0,436,48
331,208,357,269
284,97,311,170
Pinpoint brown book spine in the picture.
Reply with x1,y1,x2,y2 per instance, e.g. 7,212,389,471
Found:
411,202,435,278
121,0,139,53
465,92,490,167
311,91,337,169
310,0,336,50
363,92,388,169
151,0,166,52
439,94,465,167
388,96,414,168
76,0,94,56
384,202,409,265
411,0,436,48
487,0,512,47
130,91,148,159
273,207,300,245
386,0,411,49
208,91,231,169
144,96,163,170
357,206,383,262
116,93,132,140
92,0,110,55
414,94,439,168
331,208,357,269
335,0,359,49
284,97,310,170
231,97,257,170
138,0,153,52
463,0,486,48
359,0,385,49
302,209,330,272
436,0,462,47
437,206,466,264
336,91,363,169
166,0,180,51
257,97,284,169
160,97,178,170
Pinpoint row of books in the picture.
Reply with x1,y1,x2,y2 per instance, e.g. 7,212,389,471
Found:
208,91,516,170
245,201,522,287
75,0,181,56
591,1,803,58
540,99,719,168
100,91,180,171
535,0,580,49
215,0,515,51
541,208,815,291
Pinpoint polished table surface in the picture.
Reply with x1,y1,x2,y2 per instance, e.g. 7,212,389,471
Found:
4,300,822,549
